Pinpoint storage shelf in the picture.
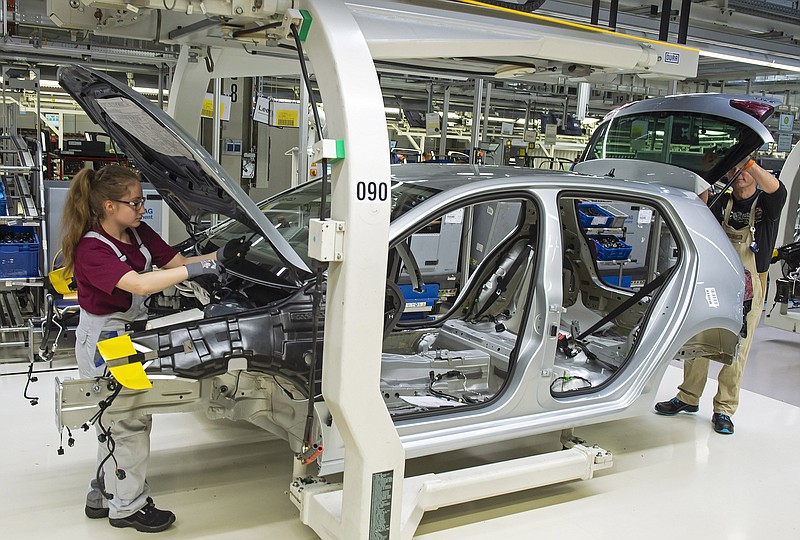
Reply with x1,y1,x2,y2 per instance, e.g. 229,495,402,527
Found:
0,216,42,225
0,165,33,174
0,134,46,362
0,276,43,289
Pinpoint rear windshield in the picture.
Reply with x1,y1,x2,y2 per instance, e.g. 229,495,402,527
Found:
580,111,763,184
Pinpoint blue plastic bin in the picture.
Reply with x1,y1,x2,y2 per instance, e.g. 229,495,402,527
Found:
0,225,39,277
577,203,614,228
398,283,440,320
0,181,5,216
589,234,633,261
605,275,633,288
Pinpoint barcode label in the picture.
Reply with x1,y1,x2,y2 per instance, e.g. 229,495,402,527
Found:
274,109,299,127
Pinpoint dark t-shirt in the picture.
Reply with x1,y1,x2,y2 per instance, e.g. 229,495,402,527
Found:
74,222,178,315
709,182,787,272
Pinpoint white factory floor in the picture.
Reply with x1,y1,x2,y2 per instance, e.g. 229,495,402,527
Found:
0,318,798,539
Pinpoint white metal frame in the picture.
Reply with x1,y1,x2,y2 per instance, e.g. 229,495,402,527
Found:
295,1,403,537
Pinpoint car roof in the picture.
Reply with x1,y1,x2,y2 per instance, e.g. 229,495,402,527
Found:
390,163,569,191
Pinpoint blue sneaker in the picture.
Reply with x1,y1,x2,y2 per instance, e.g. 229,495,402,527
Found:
654,397,699,416
712,413,734,434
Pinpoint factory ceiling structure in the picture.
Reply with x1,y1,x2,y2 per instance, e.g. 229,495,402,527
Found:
1,0,798,124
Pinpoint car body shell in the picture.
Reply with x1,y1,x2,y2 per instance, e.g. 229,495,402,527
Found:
55,66,765,475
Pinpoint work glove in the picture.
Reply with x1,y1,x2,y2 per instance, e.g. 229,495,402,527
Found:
186,259,221,279
216,236,251,264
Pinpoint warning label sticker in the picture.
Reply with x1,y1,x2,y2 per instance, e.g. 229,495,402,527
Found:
705,287,719,308
369,470,393,540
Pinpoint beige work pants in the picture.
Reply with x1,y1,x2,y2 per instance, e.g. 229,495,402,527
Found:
677,271,767,415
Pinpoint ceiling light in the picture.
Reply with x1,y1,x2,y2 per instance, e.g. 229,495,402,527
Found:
132,86,169,96
699,50,800,74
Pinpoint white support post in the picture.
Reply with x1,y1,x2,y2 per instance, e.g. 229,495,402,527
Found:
438,86,450,159
298,76,310,185
481,81,492,142
211,77,221,227
212,77,221,162
300,1,404,539
576,82,590,121
158,63,165,110
470,78,484,164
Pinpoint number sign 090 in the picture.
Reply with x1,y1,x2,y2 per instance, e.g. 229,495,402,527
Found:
356,181,388,202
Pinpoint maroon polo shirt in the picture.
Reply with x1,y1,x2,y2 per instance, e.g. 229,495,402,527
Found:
74,222,178,315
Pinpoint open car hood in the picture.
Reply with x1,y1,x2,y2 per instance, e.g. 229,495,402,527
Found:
576,93,780,192
58,65,311,276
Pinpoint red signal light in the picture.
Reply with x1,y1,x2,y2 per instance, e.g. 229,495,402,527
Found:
729,99,775,121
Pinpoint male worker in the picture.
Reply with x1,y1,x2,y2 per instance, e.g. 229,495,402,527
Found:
655,158,787,434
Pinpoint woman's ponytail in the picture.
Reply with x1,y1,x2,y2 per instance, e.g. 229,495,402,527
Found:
60,165,140,273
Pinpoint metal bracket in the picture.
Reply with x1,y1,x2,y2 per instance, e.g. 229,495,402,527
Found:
308,219,345,262
55,376,203,430
310,139,345,163
280,8,306,40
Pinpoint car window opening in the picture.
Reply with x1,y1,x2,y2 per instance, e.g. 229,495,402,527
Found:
552,196,681,395
380,197,538,417
580,111,763,185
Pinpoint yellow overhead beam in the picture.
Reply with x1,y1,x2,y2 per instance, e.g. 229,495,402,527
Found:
453,0,699,52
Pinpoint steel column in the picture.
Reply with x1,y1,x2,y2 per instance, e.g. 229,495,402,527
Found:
576,82,590,120
678,0,691,44
659,0,672,42
481,81,493,144
211,77,222,227
298,76,310,185
158,64,165,110
470,78,484,164
609,0,619,30
590,0,600,25
438,86,450,159
212,78,222,163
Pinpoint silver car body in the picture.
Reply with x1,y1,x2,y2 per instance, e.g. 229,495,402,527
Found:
55,68,763,475
317,169,744,472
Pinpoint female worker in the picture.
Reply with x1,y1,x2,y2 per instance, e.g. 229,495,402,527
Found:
61,164,244,532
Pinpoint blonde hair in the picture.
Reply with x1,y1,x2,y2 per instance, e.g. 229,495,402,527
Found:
61,165,140,273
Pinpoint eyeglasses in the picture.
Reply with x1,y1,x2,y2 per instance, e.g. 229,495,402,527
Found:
115,199,146,210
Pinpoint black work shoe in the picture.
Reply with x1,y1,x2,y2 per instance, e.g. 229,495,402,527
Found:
654,397,699,416
109,498,175,533
85,505,109,519
712,413,734,435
